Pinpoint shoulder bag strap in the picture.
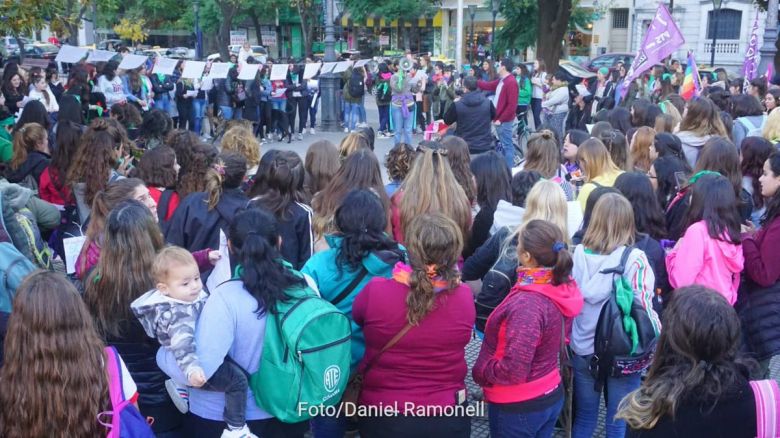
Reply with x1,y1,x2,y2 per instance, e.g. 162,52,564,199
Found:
750,379,780,438
330,267,369,306
361,323,413,377
103,346,124,406
157,189,175,223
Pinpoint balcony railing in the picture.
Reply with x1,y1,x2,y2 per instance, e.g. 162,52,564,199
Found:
703,41,741,54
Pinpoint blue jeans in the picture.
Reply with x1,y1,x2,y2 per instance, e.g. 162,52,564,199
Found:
309,414,348,438
496,121,514,168
488,396,564,438
358,96,366,123
220,105,234,120
154,95,171,114
192,98,206,135
391,105,414,145
346,102,360,131
378,105,390,132
572,354,641,438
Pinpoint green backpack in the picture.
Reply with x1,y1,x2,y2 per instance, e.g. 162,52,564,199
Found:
251,279,352,423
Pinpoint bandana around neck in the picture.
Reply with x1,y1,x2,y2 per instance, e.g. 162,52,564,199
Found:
391,262,460,293
516,267,554,285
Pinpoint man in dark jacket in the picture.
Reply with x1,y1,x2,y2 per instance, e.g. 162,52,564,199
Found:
443,76,495,155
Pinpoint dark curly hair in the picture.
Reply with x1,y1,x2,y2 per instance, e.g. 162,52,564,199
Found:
166,130,217,198
385,142,416,183
66,118,127,207
135,146,178,189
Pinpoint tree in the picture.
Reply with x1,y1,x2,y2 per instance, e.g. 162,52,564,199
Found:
291,0,317,57
344,0,436,50
0,0,73,60
114,18,149,44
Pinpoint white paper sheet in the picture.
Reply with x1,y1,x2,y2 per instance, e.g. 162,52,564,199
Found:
271,88,287,98
153,57,178,75
332,61,353,73
118,54,148,70
238,63,260,80
86,49,117,63
270,64,289,81
181,61,206,79
353,59,370,68
55,45,89,63
320,62,337,74
303,62,322,80
206,230,231,292
63,236,86,275
185,90,198,97
207,62,231,79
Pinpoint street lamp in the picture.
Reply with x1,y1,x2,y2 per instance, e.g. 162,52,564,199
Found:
759,0,779,77
468,5,477,66
490,0,500,59
194,0,202,60
709,0,723,67
320,0,343,132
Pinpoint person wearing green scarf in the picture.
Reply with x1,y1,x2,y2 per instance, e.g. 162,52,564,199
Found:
0,115,14,163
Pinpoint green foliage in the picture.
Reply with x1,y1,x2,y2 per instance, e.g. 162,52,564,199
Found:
344,0,436,21
754,0,768,11
495,0,589,54
0,0,69,35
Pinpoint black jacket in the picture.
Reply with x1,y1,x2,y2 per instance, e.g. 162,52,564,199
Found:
249,199,313,270
566,102,593,131
212,78,233,108
635,233,670,312
443,91,496,154
164,188,248,253
107,318,183,433
150,73,175,96
6,150,50,188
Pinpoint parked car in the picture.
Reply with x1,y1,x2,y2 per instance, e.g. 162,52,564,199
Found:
585,52,635,72
166,47,196,60
97,39,125,51
0,36,19,57
22,43,59,60
208,44,268,62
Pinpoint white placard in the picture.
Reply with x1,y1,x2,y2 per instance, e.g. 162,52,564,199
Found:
85,49,116,63
238,63,260,80
320,62,337,74
63,236,86,275
270,64,289,81
332,60,353,73
181,61,206,79
153,57,178,75
118,54,148,70
271,88,287,98
185,90,198,97
206,230,231,292
207,62,231,79
303,62,322,80
55,45,89,63
354,59,370,68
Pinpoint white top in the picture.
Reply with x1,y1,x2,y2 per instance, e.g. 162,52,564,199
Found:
28,87,59,113
531,72,547,99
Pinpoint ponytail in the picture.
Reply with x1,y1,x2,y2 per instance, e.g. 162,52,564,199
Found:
204,165,223,210
551,244,573,286
205,152,247,210
10,122,46,170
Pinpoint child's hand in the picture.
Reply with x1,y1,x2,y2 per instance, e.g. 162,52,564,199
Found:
188,367,207,387
208,250,221,265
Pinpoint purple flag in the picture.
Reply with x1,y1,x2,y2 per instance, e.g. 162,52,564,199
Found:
618,4,685,101
743,12,761,93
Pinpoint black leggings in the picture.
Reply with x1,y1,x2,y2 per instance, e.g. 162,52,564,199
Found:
288,96,309,134
272,108,290,137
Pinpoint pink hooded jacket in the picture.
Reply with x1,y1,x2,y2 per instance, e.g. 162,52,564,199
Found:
666,220,744,304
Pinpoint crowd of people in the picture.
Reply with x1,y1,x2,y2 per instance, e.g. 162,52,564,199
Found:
0,46,779,438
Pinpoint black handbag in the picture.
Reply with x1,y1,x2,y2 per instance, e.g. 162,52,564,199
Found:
590,246,659,391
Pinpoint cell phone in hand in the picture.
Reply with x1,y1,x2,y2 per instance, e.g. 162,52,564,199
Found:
674,171,688,190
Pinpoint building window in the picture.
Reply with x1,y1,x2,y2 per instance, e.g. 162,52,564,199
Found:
612,9,629,29
707,9,741,40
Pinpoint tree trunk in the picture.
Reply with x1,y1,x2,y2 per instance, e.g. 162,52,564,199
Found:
218,2,239,61
249,9,263,46
536,0,573,71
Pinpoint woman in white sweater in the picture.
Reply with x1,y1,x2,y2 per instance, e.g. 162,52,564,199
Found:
542,72,570,143
96,60,127,109
28,75,59,114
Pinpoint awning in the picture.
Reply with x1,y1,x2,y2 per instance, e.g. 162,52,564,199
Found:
340,11,443,28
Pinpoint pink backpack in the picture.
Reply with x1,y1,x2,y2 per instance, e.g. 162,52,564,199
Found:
97,346,155,438
750,379,780,438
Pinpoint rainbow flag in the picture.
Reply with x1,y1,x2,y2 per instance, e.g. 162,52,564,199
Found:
680,51,701,101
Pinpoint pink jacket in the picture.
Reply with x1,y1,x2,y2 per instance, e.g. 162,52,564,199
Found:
666,220,744,304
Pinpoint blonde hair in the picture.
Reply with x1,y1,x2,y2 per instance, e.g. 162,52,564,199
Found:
763,107,780,142
220,125,260,168
399,147,471,243
658,100,682,131
524,130,561,178
578,138,621,182
338,133,369,160
630,127,656,172
10,122,47,170
502,180,569,260
152,246,197,284
582,192,635,254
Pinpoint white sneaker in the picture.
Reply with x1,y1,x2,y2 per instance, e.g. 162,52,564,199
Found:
309,127,316,135
165,379,189,414
343,127,349,133
297,133,304,140
220,425,258,438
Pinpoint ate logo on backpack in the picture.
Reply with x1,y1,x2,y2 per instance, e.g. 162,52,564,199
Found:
249,273,352,422
349,72,365,99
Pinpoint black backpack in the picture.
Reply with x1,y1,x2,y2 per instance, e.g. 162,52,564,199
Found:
348,72,365,98
474,245,518,333
590,246,659,391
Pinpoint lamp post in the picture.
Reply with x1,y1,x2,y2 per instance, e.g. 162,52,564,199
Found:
759,0,779,78
320,0,342,132
468,5,477,66
490,0,499,59
709,0,723,67
194,0,202,60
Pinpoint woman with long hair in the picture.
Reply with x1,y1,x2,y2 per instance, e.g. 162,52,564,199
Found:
677,97,728,167
84,200,183,435
598,128,629,171
666,173,744,304
392,143,471,245
731,94,767,149
2,71,25,112
304,189,406,437
694,136,754,222
441,135,478,208
562,129,590,178
165,152,248,253
166,130,217,199
541,72,570,142
0,271,140,438
517,130,575,200
648,155,688,213
740,136,774,225
354,213,474,437
384,142,416,198
134,146,180,222
618,286,757,438
221,124,260,186
248,149,312,269
530,59,548,129
304,139,340,198
39,120,82,205
629,126,655,172
157,208,311,437
576,138,624,212
96,60,126,108
466,151,512,257
6,122,49,189
571,193,660,438
762,104,780,144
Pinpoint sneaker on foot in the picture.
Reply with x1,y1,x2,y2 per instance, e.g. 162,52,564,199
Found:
297,133,304,140
221,425,258,438
309,127,316,135
343,127,349,133
165,379,189,414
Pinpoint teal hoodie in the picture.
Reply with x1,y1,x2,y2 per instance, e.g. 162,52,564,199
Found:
301,235,405,372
